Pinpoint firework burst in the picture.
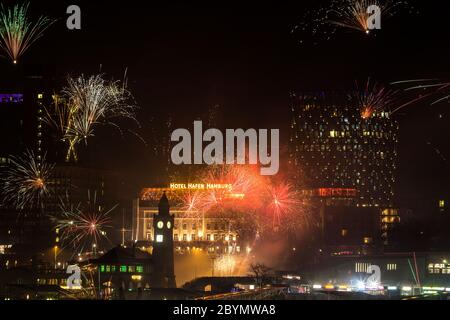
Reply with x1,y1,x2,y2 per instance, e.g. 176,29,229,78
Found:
353,79,399,119
266,182,302,229
63,74,137,141
0,2,55,64
44,74,138,162
54,191,115,254
328,0,392,34
0,150,53,211
292,0,414,45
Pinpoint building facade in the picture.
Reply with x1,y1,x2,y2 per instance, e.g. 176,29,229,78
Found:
289,92,399,208
133,185,241,256
289,92,400,251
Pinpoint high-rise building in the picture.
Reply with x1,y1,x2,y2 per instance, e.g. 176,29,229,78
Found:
289,92,399,208
289,92,400,254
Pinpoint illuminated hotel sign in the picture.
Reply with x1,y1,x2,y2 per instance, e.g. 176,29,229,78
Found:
169,183,233,191
0,93,23,104
301,188,358,198
317,188,357,197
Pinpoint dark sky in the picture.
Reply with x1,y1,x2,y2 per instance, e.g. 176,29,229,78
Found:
1,0,449,210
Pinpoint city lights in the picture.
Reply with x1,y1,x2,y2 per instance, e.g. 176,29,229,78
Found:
0,0,447,304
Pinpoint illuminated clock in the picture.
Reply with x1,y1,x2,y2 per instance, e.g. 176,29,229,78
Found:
167,221,172,229
157,221,164,229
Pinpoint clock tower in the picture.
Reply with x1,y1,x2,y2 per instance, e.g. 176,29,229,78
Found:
152,192,176,288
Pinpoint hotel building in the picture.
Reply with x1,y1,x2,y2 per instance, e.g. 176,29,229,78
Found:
132,183,243,255
289,92,400,251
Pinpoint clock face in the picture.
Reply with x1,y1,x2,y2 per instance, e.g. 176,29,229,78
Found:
157,221,164,229
167,221,172,229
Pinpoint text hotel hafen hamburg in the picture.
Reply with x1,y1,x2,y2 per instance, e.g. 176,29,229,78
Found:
169,183,233,191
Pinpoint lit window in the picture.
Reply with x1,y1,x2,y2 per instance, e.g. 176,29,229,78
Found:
100,265,105,273
120,265,127,273
439,200,445,209
136,266,144,273
387,264,397,271
156,235,164,243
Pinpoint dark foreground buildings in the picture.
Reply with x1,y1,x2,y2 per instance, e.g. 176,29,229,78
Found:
84,194,176,299
0,194,177,300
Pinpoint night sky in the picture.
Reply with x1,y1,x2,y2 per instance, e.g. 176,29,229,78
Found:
1,0,449,212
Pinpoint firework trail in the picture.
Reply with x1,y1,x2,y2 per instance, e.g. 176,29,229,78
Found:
0,2,55,64
43,95,80,162
426,141,449,166
390,79,450,113
353,79,399,119
0,149,54,211
53,191,115,254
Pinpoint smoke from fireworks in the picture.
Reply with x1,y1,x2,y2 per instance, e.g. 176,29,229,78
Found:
0,150,54,211
0,2,55,64
53,191,115,254
169,164,312,238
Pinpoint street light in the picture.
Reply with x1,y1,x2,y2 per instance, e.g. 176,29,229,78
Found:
54,246,58,269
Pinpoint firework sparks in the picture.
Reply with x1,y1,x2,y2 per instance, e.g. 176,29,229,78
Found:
0,2,55,64
43,95,81,162
266,182,302,229
63,74,137,142
328,0,392,34
353,79,398,119
292,0,414,44
0,150,53,210
54,191,115,254
192,165,312,236
43,74,137,162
